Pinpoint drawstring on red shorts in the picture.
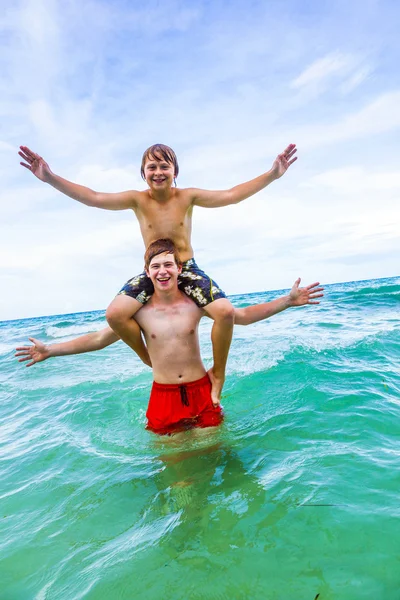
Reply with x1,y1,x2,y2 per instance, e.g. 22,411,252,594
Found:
179,385,189,406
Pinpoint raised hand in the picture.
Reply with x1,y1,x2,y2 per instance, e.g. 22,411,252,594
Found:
15,337,50,367
271,143,298,179
289,278,324,307
18,146,51,182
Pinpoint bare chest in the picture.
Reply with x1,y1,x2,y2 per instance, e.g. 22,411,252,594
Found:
138,193,191,228
135,194,191,247
136,301,201,344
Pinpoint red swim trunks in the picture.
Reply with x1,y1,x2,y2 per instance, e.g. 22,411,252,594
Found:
146,374,223,435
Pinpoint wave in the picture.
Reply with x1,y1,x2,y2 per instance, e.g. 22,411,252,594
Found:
49,320,77,328
45,321,107,339
226,324,400,384
296,324,398,355
330,282,400,303
351,283,400,296
0,342,16,356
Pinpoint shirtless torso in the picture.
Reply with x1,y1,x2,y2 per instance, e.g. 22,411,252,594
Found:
135,289,206,384
134,188,195,262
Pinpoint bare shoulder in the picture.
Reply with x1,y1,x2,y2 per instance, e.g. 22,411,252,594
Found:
133,188,154,210
182,187,225,208
181,187,200,205
134,188,151,202
171,187,194,205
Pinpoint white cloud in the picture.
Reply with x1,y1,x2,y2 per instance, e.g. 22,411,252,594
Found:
294,91,400,149
291,52,358,88
290,52,373,103
302,166,400,193
340,66,372,94
1,0,400,319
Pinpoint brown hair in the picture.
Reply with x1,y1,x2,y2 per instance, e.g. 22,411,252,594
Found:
144,238,182,270
140,144,179,181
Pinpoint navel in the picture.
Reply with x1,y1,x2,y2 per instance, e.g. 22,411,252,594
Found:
151,334,156,339
178,374,182,378
148,224,152,229
190,329,194,334
180,222,183,226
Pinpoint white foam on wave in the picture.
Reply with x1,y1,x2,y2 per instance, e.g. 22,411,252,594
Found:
229,354,283,376
217,311,400,378
0,342,15,355
46,322,107,339
295,319,399,354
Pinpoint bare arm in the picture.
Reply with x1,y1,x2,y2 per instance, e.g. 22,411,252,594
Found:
15,328,121,367
234,279,323,325
191,144,297,208
19,146,139,210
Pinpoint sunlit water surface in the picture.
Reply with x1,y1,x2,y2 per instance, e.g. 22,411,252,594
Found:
1,277,400,599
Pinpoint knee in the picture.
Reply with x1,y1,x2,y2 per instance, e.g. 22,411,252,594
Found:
213,302,235,324
105,303,126,329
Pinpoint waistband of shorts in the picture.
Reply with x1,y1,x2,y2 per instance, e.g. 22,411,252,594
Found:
152,373,210,391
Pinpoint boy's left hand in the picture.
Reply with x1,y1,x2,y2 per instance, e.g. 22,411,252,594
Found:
289,278,324,306
271,144,297,178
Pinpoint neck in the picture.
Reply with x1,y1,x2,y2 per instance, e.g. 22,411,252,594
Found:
148,186,174,202
152,287,182,305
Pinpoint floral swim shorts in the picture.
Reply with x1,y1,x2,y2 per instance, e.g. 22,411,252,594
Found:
118,258,227,307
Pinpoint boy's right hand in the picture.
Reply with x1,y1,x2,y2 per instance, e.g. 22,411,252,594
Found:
15,337,50,367
19,146,51,182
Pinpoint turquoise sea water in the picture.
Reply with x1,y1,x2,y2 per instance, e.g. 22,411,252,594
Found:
1,276,400,599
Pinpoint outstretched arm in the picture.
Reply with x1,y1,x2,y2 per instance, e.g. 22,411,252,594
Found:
234,279,323,325
15,326,153,369
18,146,139,210
15,327,121,367
191,144,297,208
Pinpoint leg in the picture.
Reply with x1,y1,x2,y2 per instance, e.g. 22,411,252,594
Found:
203,298,235,406
106,295,151,366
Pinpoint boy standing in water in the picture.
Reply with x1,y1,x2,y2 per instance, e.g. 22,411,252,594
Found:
16,239,323,435
19,143,297,404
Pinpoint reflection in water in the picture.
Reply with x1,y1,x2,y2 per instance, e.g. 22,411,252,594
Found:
131,428,333,598
148,428,284,554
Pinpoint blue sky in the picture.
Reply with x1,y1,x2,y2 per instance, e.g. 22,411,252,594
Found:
1,0,399,320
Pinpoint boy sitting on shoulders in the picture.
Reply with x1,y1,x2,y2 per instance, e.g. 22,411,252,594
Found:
19,142,297,405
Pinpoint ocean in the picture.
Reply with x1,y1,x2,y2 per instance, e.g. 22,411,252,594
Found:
1,276,400,599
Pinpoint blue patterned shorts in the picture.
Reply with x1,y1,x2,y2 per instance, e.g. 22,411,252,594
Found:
118,258,227,307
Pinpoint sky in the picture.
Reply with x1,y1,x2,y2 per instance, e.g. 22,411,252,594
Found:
1,0,399,320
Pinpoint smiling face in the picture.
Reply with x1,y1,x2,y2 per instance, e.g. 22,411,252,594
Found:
143,154,176,190
146,251,181,293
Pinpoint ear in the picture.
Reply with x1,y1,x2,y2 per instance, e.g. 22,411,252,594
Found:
145,268,150,277
178,264,182,274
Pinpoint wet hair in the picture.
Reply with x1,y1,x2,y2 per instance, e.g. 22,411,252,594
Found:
140,144,179,181
144,238,182,270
